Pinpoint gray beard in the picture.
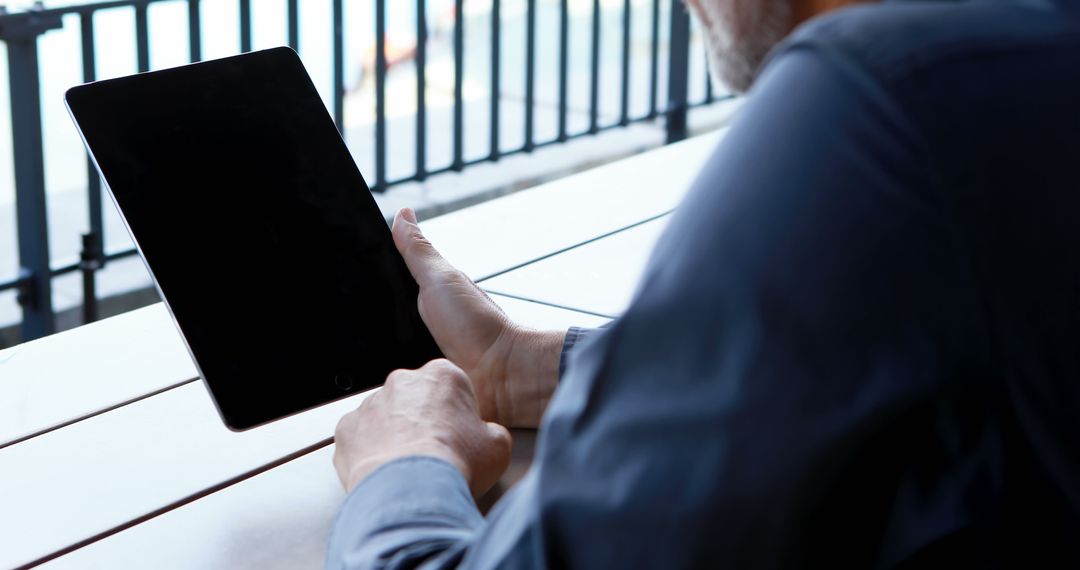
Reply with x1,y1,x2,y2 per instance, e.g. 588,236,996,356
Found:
701,1,793,93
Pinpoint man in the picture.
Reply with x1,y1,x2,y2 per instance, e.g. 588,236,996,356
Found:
330,0,1080,567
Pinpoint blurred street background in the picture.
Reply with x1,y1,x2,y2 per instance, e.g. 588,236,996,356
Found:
0,0,734,345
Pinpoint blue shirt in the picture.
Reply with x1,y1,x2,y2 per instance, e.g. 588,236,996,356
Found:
328,1,1080,567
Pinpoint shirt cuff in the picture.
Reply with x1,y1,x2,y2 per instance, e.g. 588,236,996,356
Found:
327,456,483,569
559,326,595,381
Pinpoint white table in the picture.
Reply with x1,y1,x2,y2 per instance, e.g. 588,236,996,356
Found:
481,216,671,317
0,131,722,569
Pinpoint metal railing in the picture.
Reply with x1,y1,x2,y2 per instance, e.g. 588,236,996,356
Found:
0,0,730,343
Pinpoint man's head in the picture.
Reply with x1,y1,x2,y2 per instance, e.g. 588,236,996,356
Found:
686,0,864,92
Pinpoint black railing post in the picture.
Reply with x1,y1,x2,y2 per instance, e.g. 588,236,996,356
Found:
80,11,107,326
332,0,344,132
556,0,568,142
619,0,631,126
239,0,252,53
489,0,501,160
80,233,102,324
374,0,386,190
415,0,427,179
647,0,660,119
0,9,64,341
665,0,690,143
588,0,600,134
188,0,202,62
135,0,150,72
451,0,464,170
523,0,535,151
287,0,299,51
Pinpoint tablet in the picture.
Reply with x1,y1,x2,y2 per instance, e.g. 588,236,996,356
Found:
65,47,441,431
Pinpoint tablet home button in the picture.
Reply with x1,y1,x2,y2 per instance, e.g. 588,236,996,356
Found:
333,374,354,391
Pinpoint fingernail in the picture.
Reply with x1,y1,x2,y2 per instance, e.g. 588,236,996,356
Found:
402,207,418,224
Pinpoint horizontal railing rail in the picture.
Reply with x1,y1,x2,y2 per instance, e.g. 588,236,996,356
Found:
0,0,732,344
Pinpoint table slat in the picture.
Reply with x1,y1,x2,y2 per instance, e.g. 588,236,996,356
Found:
40,447,344,570
41,430,541,570
424,131,721,280
0,295,606,569
0,304,197,449
482,217,670,317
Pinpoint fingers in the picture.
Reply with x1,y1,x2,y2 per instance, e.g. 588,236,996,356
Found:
338,358,512,496
485,422,513,454
474,421,513,495
383,360,477,411
423,357,468,379
392,207,451,289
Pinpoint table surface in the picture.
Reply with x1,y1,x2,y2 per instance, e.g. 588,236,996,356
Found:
0,130,722,570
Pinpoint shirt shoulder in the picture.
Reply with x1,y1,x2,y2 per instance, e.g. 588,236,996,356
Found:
773,0,1080,90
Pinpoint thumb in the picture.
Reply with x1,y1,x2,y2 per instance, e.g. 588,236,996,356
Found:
392,207,449,289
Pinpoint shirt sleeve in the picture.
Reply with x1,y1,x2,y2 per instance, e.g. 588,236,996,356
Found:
327,40,970,568
326,456,482,569
558,326,598,380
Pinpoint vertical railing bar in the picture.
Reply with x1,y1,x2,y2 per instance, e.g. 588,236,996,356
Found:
1,13,63,340
332,0,344,132
287,0,299,51
588,0,600,134
489,0,500,160
416,0,427,179
523,0,535,151
79,233,101,324
79,11,103,324
79,12,102,256
556,0,568,141
135,0,150,72
374,0,387,190
187,0,201,62
452,0,464,170
238,0,252,52
704,50,713,103
664,0,690,142
648,0,659,118
619,0,630,125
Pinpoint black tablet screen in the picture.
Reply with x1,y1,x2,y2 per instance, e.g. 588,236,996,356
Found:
66,47,441,430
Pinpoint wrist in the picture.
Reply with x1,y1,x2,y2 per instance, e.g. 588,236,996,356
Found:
497,325,566,428
344,443,467,494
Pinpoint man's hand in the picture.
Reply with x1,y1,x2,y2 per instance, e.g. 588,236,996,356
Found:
391,207,565,428
333,359,512,495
